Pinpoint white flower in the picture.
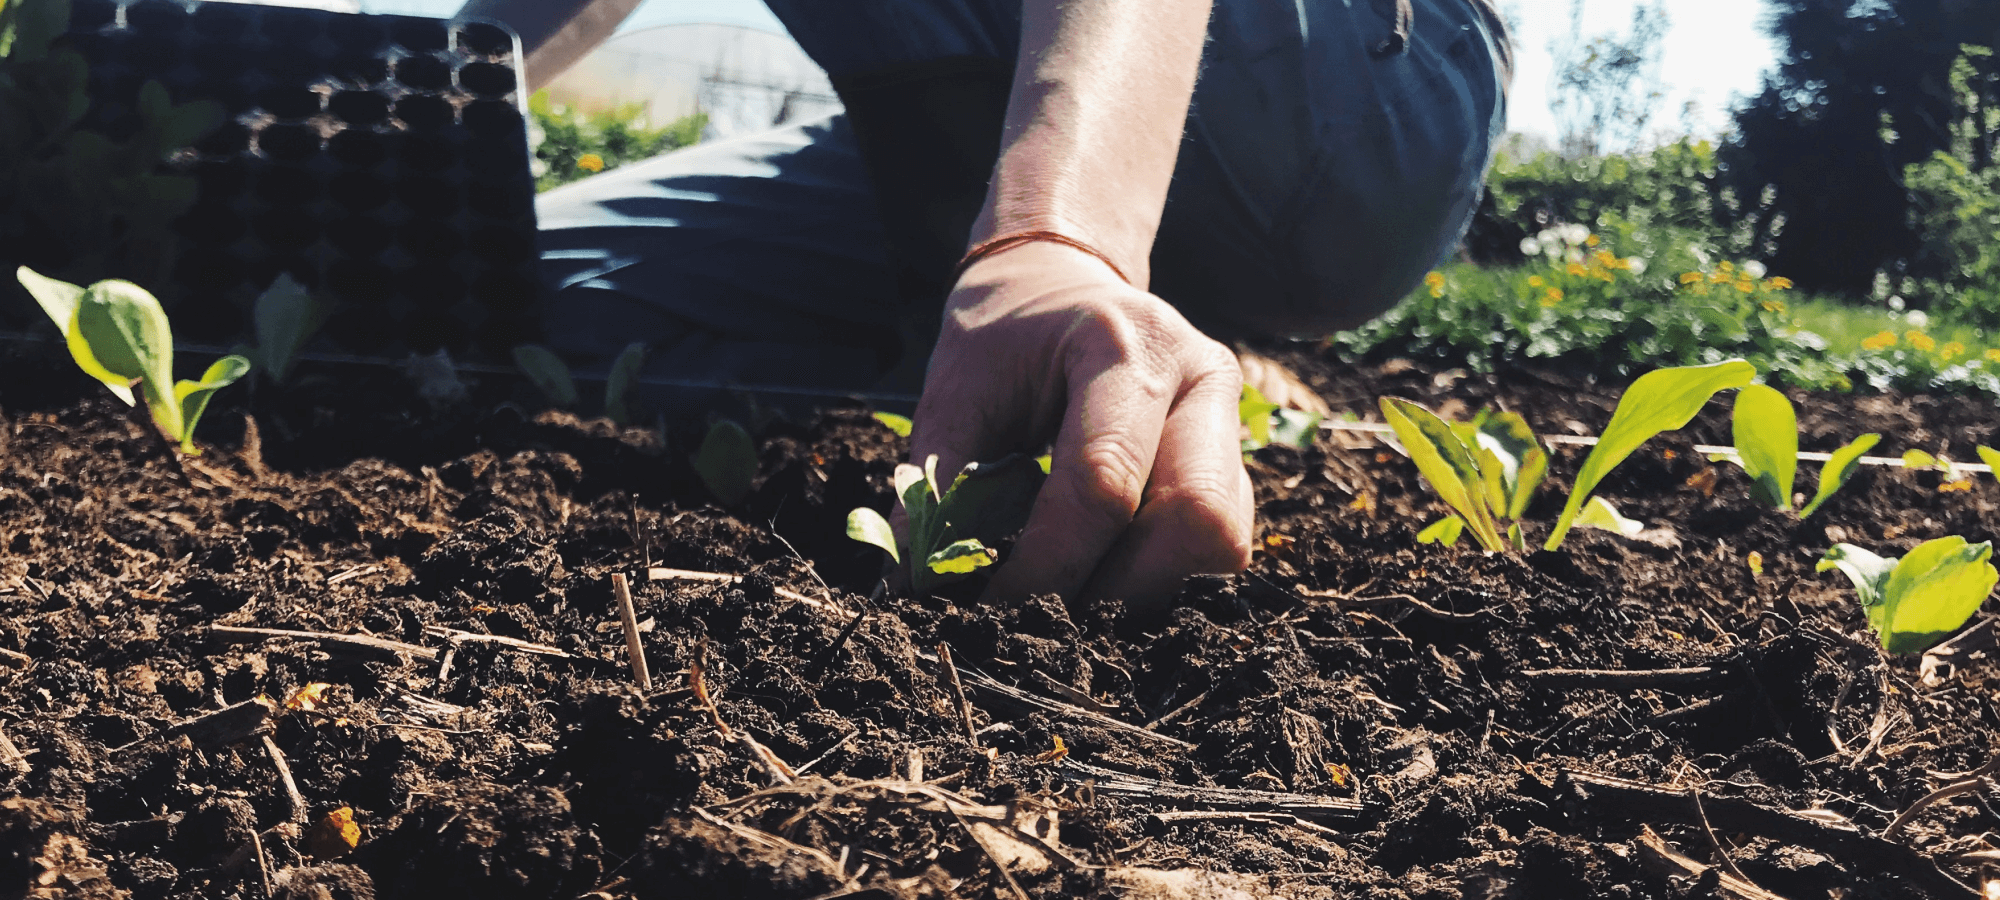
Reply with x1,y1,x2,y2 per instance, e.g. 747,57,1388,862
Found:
1562,223,1590,246
1742,260,1768,279
1519,237,1543,257
1905,309,1929,327
1888,295,1906,311
1566,248,1586,264
1627,257,1648,275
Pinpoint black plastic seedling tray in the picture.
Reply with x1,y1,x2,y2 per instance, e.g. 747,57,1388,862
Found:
2,0,540,359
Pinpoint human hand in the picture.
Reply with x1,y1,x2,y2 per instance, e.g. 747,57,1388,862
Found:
907,241,1254,607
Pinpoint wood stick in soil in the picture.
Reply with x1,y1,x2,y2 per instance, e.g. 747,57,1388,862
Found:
1521,666,1727,689
936,643,980,749
647,566,852,617
611,573,651,691
114,697,276,753
943,657,1193,750
0,722,28,775
1060,759,1363,823
262,735,307,824
1634,825,1792,900
1882,753,2000,841
206,625,438,662
1561,768,1977,898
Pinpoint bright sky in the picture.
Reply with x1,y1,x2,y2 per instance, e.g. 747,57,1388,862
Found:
362,0,1780,142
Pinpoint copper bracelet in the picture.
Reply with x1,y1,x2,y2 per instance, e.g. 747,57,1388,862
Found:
951,230,1132,286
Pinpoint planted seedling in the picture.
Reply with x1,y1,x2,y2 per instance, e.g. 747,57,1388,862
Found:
511,342,650,425
1543,360,1755,550
1378,400,1547,551
692,419,756,505
1982,446,2000,480
1800,433,1881,518
248,274,332,385
17,267,250,454
873,412,913,437
1241,383,1322,451
847,453,1045,593
1818,536,1997,653
602,342,646,426
1730,383,1878,518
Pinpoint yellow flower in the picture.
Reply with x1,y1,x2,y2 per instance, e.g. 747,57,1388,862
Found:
1718,261,1735,273
1678,271,1703,285
1528,275,1545,288
1425,271,1445,289
1760,299,1786,314
1861,330,1898,351
1941,341,1965,360
1566,262,1588,277
1767,276,1793,290
1585,234,1602,247
1746,551,1764,576
1710,271,1732,284
1907,331,1936,352
576,153,606,173
1541,287,1564,307
1734,279,1755,293
1985,348,2000,363
1593,250,1617,266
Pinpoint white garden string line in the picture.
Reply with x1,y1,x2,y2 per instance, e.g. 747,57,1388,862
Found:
1321,419,1996,475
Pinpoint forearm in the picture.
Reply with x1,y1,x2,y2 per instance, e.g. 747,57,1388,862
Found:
455,0,639,88
970,0,1214,290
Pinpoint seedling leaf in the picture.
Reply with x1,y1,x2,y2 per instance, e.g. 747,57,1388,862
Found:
1977,445,2000,479
1240,383,1280,450
1417,516,1466,546
1732,384,1797,509
1821,538,1997,654
172,354,250,454
1575,496,1644,537
1471,409,1547,519
1818,543,1896,610
1903,449,1941,470
1269,407,1323,450
1801,433,1880,518
1380,397,1506,552
252,273,330,384
692,419,756,505
511,344,578,408
873,412,913,437
927,539,997,575
1545,360,1755,550
75,279,183,439
845,507,899,563
604,342,646,425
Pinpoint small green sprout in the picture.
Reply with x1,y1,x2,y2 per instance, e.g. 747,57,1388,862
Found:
511,342,650,425
18,267,249,454
846,453,1044,593
1731,384,1797,509
1818,537,1997,653
1800,433,1881,519
1544,360,1755,550
1903,449,1948,472
250,273,331,385
1378,399,1546,551
603,342,646,426
1981,446,2000,480
1240,384,1323,451
872,412,913,437
692,419,757,505
1574,496,1644,537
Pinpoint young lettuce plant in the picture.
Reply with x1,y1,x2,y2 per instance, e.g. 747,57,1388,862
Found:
1818,537,1997,653
18,267,249,454
1379,400,1547,551
692,419,757,505
847,453,1045,593
1730,383,1880,517
1241,384,1322,451
512,342,649,425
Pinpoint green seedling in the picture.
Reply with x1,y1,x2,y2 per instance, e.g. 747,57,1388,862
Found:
847,453,1045,593
1379,399,1546,551
512,342,650,425
18,267,249,454
1819,536,1997,654
1575,496,1644,537
692,419,757,505
873,412,914,437
249,273,332,385
1903,449,1949,472
1544,359,1755,550
1981,446,2000,480
1731,384,1797,509
1241,384,1322,451
1800,433,1881,518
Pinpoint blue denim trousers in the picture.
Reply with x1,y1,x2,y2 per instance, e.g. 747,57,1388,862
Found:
535,0,1508,395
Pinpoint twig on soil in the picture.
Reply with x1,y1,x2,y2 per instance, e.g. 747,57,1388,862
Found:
0,722,29,775
1883,754,2000,842
0,647,29,669
1690,784,1757,887
795,730,859,776
1144,689,1211,731
261,735,307,824
206,625,438,662
692,638,796,785
1562,768,1976,898
1634,825,1793,900
647,566,852,617
423,627,572,658
251,828,273,898
1521,666,1727,689
611,573,651,691
803,606,869,684
1299,587,1493,621
937,643,981,749
1145,810,1351,842
323,564,380,586
905,748,924,783
940,790,1032,900
938,656,1193,751
116,697,276,753
1059,759,1364,823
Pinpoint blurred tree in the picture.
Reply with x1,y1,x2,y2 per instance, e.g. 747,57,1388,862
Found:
1547,0,1669,158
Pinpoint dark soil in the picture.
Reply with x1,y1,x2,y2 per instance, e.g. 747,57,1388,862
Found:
3,341,2000,900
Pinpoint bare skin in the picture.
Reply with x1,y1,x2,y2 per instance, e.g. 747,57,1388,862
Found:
909,0,1255,607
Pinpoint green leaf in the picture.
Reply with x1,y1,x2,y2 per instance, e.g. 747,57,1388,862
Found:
1471,409,1547,519
1575,496,1644,537
171,355,250,454
252,273,330,384
1731,383,1797,509
1268,407,1322,449
1801,433,1881,519
4,0,65,63
1903,449,1943,471
1417,515,1466,546
511,344,577,408
1239,383,1280,450
692,419,756,506
1980,445,2000,481
845,506,899,563
75,280,180,438
17,267,136,405
1545,360,1755,551
926,539,997,575
872,412,913,437
603,342,646,425
1818,543,1897,615
1380,397,1507,552
1875,537,1995,653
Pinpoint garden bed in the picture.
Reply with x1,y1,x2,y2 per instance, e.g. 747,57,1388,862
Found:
2,341,1998,900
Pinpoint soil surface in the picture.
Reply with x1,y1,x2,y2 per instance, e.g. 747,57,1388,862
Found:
3,340,1999,900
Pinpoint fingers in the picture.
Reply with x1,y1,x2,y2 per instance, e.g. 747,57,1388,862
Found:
1085,345,1254,607
982,322,1178,602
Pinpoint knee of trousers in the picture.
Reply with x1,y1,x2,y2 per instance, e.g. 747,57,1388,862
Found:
1152,0,1508,341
